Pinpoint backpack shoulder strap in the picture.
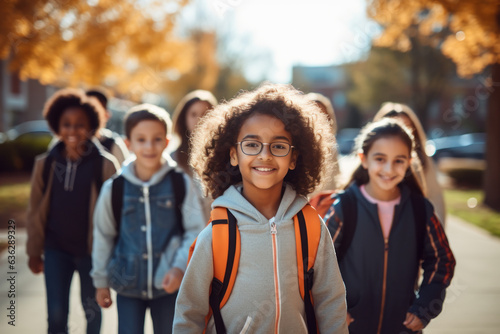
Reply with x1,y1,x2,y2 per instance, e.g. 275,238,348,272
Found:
208,207,240,334
42,155,54,194
100,136,115,152
335,186,357,262
410,192,427,261
111,174,125,236
293,204,321,334
169,170,186,235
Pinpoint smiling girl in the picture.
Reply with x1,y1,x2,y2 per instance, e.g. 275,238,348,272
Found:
26,88,119,334
173,83,348,333
323,118,456,334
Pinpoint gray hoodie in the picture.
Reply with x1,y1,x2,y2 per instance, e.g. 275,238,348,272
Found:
173,184,348,333
91,155,206,294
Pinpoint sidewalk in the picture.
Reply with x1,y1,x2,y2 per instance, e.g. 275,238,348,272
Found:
0,228,153,333
1,214,500,333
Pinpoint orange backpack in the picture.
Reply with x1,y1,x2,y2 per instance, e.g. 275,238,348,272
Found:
188,205,322,334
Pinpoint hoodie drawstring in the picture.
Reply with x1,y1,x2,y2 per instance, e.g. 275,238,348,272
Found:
64,159,79,191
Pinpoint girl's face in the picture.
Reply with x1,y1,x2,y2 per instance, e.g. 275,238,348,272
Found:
360,136,411,199
185,101,211,132
58,107,92,151
229,113,297,196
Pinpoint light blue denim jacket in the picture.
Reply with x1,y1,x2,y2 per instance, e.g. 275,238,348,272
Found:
91,155,206,299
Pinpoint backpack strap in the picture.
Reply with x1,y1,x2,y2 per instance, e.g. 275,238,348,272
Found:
293,204,321,334
335,186,357,263
410,192,427,261
100,136,115,152
209,207,240,334
111,174,125,236
170,170,186,235
194,206,321,334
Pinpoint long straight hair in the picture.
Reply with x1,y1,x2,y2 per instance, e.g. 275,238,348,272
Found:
345,118,424,196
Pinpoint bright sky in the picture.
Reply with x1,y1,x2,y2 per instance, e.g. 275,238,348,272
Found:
184,0,378,83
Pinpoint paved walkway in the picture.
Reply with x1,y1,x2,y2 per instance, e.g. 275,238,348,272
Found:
1,214,499,333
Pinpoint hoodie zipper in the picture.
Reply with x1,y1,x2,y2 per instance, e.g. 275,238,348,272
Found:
376,206,397,334
376,238,389,334
269,217,281,334
143,186,153,299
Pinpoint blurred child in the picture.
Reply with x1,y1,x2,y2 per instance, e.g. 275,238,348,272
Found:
86,89,130,165
324,118,456,333
174,83,348,333
374,102,446,224
91,104,205,334
306,92,340,193
26,88,120,334
171,90,218,222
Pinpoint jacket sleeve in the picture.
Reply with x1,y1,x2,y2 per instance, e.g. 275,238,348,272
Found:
90,178,117,288
26,154,49,258
408,201,456,326
171,174,207,272
173,225,214,333
312,219,349,333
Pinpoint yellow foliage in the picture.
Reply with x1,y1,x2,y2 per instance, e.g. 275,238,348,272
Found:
369,0,500,77
0,0,194,95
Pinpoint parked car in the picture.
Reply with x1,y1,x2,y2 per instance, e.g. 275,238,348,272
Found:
0,120,53,172
427,133,485,161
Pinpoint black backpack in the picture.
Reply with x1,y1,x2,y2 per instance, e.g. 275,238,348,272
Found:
335,186,427,262
110,170,186,236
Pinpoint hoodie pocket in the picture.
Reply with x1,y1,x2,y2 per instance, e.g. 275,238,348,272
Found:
107,254,138,293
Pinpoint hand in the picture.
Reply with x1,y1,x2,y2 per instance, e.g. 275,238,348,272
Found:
28,256,43,274
96,288,112,308
162,267,184,293
346,312,355,326
403,312,424,331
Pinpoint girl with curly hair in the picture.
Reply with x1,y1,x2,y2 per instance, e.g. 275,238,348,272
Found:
173,83,348,333
27,88,119,334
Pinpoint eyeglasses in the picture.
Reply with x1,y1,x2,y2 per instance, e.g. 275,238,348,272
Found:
236,140,294,157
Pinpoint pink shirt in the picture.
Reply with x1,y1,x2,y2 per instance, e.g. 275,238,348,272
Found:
360,185,401,240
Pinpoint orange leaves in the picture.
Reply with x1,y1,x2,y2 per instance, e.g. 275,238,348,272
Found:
369,0,500,77
1,0,194,95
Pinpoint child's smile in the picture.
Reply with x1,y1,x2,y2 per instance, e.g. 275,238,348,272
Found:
126,120,169,181
58,107,92,157
360,136,411,200
230,113,297,199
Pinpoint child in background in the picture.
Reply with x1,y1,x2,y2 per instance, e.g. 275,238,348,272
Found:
306,92,340,194
174,83,348,333
373,102,446,224
86,89,130,165
324,118,455,333
170,90,218,222
26,88,119,334
91,104,205,334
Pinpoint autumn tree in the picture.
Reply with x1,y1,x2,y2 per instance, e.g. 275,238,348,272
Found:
369,0,500,211
0,0,195,99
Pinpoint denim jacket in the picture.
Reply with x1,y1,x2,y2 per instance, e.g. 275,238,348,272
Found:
91,156,206,300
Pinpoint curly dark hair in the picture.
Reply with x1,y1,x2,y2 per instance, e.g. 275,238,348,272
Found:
43,88,104,135
189,83,335,199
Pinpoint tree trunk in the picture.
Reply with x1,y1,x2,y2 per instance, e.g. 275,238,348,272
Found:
483,63,500,211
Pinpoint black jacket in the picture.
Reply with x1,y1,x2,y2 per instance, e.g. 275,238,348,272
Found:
325,183,455,334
